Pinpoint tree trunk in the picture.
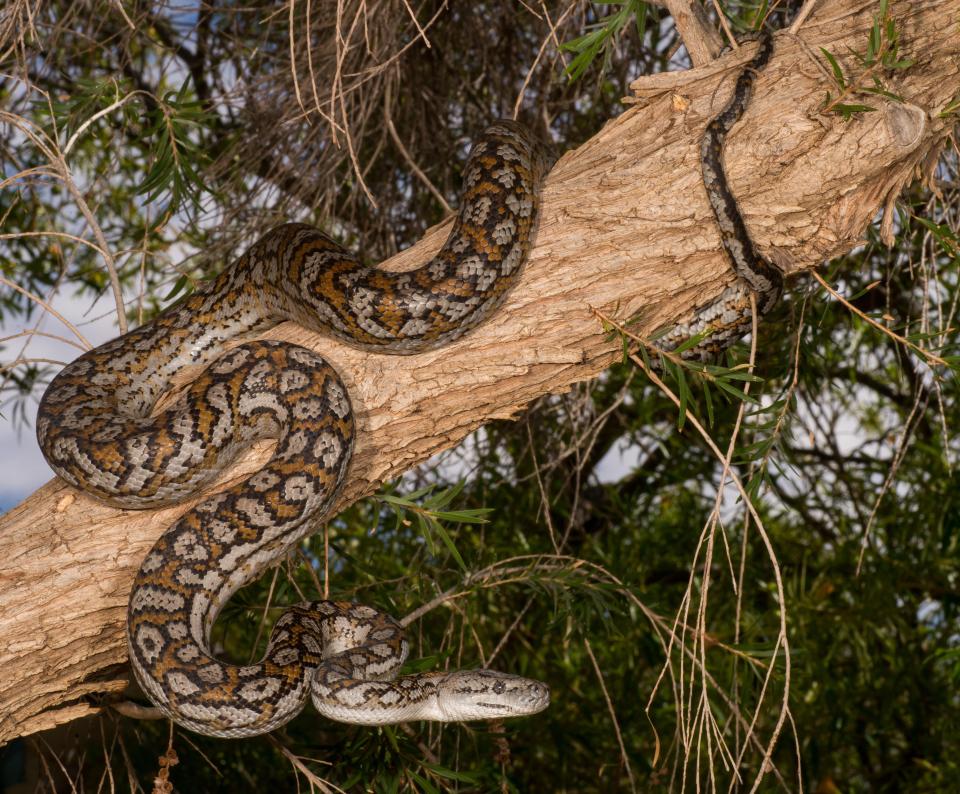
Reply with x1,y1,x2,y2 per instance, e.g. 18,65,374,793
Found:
1,0,956,744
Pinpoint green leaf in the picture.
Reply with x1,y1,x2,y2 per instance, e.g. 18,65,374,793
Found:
162,274,190,302
639,342,652,371
673,328,713,355
884,56,915,70
833,103,877,117
407,770,440,794
420,762,482,784
939,95,960,118
562,1,648,81
866,19,880,64
676,364,690,430
820,47,847,90
712,377,759,404
703,380,715,426
429,519,467,572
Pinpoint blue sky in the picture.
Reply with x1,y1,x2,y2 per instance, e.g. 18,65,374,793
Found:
0,291,118,512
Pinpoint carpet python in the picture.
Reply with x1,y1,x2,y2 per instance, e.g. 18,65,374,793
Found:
36,31,779,738
653,29,783,361
37,120,552,737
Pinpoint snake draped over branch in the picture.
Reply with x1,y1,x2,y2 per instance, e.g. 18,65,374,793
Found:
36,29,782,740
38,120,553,737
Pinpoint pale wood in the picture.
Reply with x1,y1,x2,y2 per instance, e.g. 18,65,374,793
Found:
1,0,957,743
663,0,724,66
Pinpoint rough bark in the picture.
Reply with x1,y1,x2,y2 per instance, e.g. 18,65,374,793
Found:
1,0,957,744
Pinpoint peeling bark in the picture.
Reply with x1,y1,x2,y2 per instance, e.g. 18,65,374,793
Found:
1,0,957,744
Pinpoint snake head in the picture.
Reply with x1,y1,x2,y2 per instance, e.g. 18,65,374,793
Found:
434,669,550,722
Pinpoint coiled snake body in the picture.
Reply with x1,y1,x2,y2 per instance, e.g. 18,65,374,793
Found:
36,32,781,740
38,121,552,737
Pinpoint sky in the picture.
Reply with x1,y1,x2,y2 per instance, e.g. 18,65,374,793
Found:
0,291,119,511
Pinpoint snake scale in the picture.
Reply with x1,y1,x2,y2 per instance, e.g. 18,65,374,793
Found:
36,31,781,740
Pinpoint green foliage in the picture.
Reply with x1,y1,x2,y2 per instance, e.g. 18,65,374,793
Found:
941,94,960,118
821,0,915,119
561,1,651,81
136,84,215,217
2,0,960,791
379,482,492,571
45,76,215,220
48,76,128,138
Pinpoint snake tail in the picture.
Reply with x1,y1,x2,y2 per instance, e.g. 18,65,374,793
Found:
654,29,784,363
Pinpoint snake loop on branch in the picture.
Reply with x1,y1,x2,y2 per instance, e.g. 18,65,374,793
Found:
653,29,784,361
36,28,783,739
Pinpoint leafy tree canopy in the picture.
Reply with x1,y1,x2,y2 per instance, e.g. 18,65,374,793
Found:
1,0,958,791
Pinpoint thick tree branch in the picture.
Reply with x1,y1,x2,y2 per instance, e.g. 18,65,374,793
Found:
1,0,957,744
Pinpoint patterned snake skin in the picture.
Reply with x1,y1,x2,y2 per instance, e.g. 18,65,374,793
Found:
654,30,783,361
35,31,780,738
36,120,552,737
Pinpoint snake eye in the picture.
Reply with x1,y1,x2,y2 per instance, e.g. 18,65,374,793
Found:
493,680,506,695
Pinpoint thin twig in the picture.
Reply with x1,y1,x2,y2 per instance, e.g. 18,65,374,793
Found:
54,154,127,333
383,82,452,214
592,305,793,790
813,270,949,367
584,637,637,792
268,737,343,794
0,273,92,349
512,1,578,119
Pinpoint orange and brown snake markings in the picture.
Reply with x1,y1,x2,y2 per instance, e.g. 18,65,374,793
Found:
37,36,782,736
37,120,552,737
